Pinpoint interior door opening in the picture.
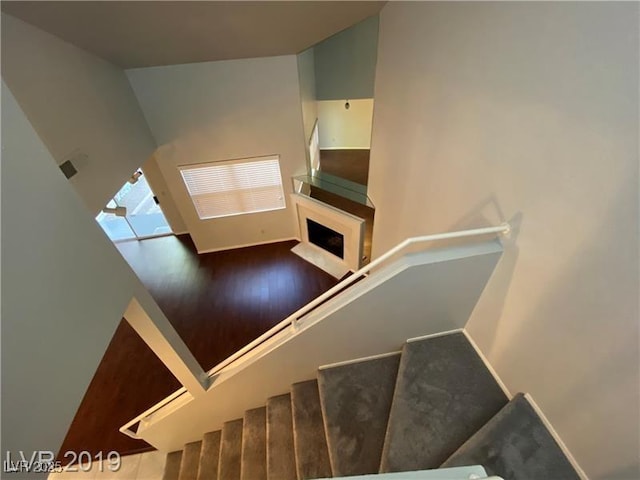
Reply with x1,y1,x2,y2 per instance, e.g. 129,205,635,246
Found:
96,169,172,242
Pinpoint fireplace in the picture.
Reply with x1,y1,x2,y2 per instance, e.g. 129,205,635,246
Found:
307,219,344,259
291,193,365,275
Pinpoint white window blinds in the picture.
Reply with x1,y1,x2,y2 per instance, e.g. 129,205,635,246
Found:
179,156,286,220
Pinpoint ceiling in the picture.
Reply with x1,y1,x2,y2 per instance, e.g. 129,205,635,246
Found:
1,1,386,69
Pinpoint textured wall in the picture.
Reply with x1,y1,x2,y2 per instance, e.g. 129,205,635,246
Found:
127,55,307,253
1,14,156,214
314,15,379,101
369,3,639,478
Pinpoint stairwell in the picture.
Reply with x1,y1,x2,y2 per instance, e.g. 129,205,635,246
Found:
161,331,581,480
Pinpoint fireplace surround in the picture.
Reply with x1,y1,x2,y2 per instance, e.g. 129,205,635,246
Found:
292,193,365,272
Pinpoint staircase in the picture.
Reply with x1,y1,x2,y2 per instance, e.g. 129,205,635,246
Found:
161,331,581,480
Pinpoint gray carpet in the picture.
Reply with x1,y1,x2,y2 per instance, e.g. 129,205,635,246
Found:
219,419,243,480
241,407,267,480
161,332,580,480
442,393,581,480
266,393,297,480
197,430,221,480
178,441,201,480
380,332,508,472
163,451,183,480
318,353,401,476
291,380,333,479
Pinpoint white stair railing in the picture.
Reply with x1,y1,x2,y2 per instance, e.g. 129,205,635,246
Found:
120,223,510,439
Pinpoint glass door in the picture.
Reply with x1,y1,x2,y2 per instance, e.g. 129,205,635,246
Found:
96,170,172,242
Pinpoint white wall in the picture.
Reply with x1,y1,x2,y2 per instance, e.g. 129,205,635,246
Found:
126,56,308,253
369,3,639,479
1,82,140,478
1,14,157,214
142,154,188,234
297,48,318,149
317,99,374,149
314,14,379,101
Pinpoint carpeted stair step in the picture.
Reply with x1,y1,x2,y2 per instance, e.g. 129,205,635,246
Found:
380,332,508,472
178,441,202,480
442,393,581,479
162,451,183,480
318,352,401,476
219,418,243,480
266,393,297,480
314,465,491,479
291,379,333,479
197,430,221,480
241,407,267,480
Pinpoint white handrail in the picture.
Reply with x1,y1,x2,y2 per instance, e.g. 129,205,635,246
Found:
120,223,510,439
119,387,188,439
205,223,510,375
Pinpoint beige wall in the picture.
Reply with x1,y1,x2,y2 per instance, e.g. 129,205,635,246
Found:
297,47,318,151
142,154,187,234
369,2,639,479
126,56,307,253
317,99,374,149
1,81,138,477
314,14,379,101
1,14,156,214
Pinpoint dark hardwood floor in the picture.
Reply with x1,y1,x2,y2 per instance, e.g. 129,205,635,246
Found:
59,236,339,460
319,149,370,186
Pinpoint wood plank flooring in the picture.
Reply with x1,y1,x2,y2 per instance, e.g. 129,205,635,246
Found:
58,236,339,460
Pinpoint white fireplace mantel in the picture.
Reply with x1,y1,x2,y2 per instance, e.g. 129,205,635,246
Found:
291,193,365,272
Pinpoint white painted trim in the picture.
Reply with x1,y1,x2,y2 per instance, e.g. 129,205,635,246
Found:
123,298,207,393
139,390,194,431
461,329,512,399
132,232,174,241
291,242,352,279
406,328,464,343
318,350,401,370
321,466,495,479
292,193,365,271
460,332,588,479
319,147,370,151
112,232,174,244
292,193,365,223
120,388,190,439
196,237,299,254
524,393,590,480
173,230,189,236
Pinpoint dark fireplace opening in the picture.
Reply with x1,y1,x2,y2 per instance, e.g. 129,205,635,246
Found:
307,218,344,259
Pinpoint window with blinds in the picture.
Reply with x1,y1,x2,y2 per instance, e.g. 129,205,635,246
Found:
179,156,286,220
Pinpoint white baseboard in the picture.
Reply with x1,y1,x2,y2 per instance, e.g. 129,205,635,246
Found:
524,393,590,480
319,350,402,371
461,330,512,399
196,237,300,254
319,147,370,151
406,328,465,344
462,330,588,480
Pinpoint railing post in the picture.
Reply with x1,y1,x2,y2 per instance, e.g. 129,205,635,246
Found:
124,294,208,396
